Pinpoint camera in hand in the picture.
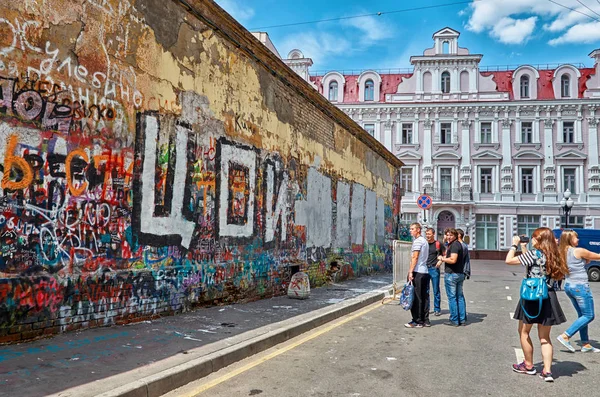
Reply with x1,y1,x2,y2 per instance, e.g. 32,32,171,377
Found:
519,236,530,244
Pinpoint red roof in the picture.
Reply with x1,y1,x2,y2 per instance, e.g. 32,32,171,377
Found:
311,67,597,102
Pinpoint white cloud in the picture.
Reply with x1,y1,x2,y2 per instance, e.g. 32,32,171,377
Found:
215,0,255,24
544,3,600,32
548,21,600,45
280,13,394,68
490,16,538,44
465,0,600,45
341,15,394,44
280,32,351,66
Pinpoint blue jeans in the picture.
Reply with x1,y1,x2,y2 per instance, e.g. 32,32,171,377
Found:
564,283,595,342
426,267,441,314
444,273,466,324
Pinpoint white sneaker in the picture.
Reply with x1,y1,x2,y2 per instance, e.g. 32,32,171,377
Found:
581,345,600,353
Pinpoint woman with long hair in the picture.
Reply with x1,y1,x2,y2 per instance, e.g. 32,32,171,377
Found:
556,230,600,353
505,227,569,382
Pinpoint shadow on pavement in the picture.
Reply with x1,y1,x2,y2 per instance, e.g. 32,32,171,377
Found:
553,360,587,379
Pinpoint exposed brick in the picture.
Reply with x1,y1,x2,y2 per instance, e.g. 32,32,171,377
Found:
21,329,44,340
43,326,60,336
33,320,54,330
0,333,22,344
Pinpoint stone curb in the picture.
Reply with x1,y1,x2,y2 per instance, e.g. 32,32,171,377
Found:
52,285,392,397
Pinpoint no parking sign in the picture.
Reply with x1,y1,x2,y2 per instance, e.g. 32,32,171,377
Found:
416,194,433,210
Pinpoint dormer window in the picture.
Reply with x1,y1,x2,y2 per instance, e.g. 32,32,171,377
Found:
561,74,570,98
442,41,450,54
365,80,374,101
441,72,450,94
520,75,530,98
328,81,338,101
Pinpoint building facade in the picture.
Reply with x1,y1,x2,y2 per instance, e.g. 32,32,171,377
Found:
304,27,600,254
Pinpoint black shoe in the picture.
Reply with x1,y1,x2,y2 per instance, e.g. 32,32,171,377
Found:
444,321,459,327
423,321,431,327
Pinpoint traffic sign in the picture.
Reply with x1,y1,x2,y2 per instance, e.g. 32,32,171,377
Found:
417,194,433,210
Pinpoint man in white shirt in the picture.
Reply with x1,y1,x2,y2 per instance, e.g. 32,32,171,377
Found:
405,223,430,328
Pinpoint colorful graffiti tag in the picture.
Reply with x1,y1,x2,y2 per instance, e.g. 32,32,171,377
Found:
0,4,398,342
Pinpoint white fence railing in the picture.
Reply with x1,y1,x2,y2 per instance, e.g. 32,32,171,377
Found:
393,240,413,287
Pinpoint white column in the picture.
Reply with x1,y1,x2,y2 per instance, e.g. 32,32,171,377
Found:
432,69,440,93
557,119,563,143
416,69,423,93
461,120,471,167
501,119,512,167
543,119,554,167
534,119,540,142
412,120,419,144
423,120,432,167
451,67,459,93
589,118,599,166
493,120,499,143
469,67,478,93
576,118,583,143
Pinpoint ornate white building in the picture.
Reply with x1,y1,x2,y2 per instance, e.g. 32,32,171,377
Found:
299,27,600,255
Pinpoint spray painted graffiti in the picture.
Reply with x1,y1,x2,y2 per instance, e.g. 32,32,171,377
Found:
0,2,399,342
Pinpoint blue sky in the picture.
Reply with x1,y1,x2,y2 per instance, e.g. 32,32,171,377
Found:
215,0,600,73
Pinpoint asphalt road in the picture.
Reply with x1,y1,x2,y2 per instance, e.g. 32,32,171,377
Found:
167,260,600,397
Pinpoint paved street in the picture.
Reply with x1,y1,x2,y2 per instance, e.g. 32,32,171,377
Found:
167,260,600,396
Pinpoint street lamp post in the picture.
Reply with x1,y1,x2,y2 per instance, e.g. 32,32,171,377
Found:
559,189,574,229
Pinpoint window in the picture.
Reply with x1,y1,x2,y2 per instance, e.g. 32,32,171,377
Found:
521,168,534,193
518,215,540,243
441,71,450,93
400,168,413,193
560,215,584,229
480,168,492,193
364,79,374,101
475,214,498,250
364,123,375,136
561,74,570,98
563,168,576,194
480,122,492,144
521,122,533,143
440,123,452,144
328,81,338,102
442,41,450,54
520,75,530,98
401,123,413,144
563,121,574,143
440,167,452,200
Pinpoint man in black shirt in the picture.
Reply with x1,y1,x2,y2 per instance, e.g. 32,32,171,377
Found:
424,228,444,324
437,228,467,326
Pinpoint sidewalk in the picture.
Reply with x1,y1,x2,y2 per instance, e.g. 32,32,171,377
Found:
0,274,392,397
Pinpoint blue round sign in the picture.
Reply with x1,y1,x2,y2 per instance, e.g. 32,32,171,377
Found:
417,194,433,210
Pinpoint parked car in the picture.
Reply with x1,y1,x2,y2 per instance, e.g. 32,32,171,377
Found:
553,228,600,282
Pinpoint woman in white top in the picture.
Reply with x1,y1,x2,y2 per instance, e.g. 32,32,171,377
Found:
556,230,600,353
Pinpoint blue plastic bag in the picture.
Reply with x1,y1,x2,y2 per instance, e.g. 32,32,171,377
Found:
399,281,414,311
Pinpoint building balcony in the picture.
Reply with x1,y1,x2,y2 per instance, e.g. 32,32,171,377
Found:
423,187,473,202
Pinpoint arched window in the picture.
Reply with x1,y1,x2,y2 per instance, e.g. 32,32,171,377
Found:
561,74,570,98
365,79,374,101
442,41,450,54
441,71,450,93
328,81,338,101
423,71,432,92
520,75,530,98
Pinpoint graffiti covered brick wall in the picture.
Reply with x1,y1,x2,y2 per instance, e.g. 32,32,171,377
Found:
0,0,401,343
